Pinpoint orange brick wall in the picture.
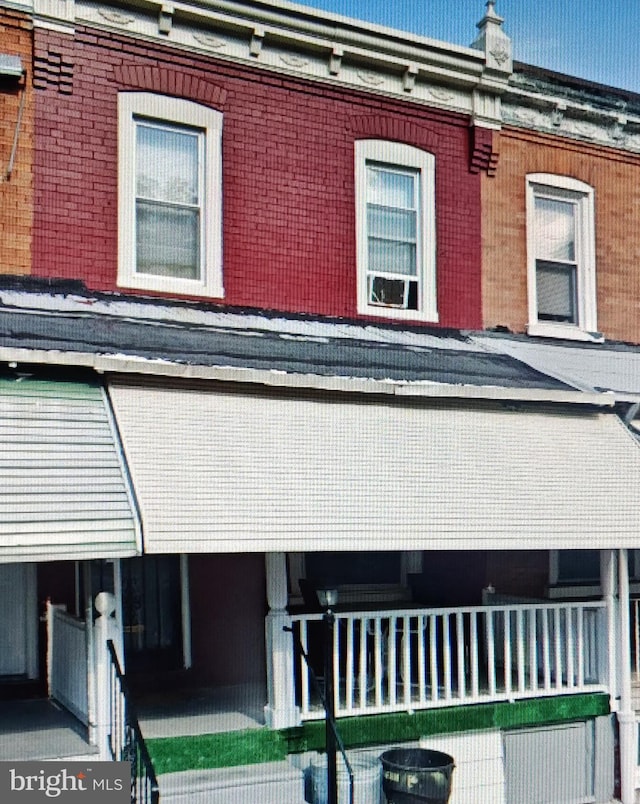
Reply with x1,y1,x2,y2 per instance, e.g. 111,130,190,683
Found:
0,9,33,275
482,127,640,344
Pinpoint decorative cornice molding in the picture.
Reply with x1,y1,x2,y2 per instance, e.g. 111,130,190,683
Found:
96,7,133,25
502,80,640,154
30,0,511,129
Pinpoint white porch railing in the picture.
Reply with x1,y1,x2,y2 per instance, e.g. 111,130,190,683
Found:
290,601,607,720
47,601,89,725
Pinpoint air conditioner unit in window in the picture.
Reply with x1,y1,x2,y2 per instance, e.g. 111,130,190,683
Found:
369,275,418,310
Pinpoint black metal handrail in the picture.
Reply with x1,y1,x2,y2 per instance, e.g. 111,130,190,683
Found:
284,625,354,804
106,640,160,804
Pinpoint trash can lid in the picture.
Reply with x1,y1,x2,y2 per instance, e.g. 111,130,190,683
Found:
380,748,454,771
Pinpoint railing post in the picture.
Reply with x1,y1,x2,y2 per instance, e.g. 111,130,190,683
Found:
264,553,300,729
93,592,120,761
617,549,637,804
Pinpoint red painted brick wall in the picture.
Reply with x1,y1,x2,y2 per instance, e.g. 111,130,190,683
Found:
33,26,484,329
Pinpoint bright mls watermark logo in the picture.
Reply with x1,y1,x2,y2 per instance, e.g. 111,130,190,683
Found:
1,762,129,802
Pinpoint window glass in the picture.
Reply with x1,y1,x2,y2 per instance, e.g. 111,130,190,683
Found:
536,262,577,323
535,197,575,262
305,551,401,586
557,550,600,583
366,164,419,283
135,122,201,279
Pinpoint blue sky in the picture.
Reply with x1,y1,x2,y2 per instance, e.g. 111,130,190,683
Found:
294,0,640,93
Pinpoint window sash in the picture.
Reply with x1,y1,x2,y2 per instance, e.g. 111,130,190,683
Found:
526,174,596,338
134,120,204,281
365,163,420,309
536,260,578,323
355,140,436,322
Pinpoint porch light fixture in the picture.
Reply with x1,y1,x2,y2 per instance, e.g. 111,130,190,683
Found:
317,586,339,804
316,587,339,609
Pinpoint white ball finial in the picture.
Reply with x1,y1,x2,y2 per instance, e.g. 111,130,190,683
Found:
95,591,116,617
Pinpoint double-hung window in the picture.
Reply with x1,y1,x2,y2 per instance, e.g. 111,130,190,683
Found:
118,93,223,297
355,140,437,322
526,174,598,340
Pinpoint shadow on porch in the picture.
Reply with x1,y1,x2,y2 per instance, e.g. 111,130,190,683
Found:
0,699,97,761
135,682,267,739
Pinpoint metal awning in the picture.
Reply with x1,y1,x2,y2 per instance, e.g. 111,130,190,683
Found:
472,335,640,401
0,376,140,562
108,378,640,553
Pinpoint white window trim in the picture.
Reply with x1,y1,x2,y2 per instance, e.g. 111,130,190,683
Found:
355,140,437,322
526,173,599,342
118,92,223,298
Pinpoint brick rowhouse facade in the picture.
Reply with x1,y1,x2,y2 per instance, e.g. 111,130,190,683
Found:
0,8,33,275
482,82,640,344
32,24,489,330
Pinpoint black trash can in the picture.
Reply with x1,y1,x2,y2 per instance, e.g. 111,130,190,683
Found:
380,748,454,804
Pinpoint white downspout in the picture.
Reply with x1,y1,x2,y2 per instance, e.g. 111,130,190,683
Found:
618,548,637,804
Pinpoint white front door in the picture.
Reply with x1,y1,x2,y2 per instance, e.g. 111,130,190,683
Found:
0,563,37,678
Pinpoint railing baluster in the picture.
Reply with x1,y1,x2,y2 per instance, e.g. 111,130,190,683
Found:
333,616,340,713
345,617,355,713
388,616,397,707
403,615,412,709
486,609,496,697
470,611,479,699
443,614,452,701
417,614,427,705
503,610,512,696
576,606,585,688
554,607,563,690
542,608,551,691
299,620,310,716
429,614,439,703
529,609,538,692
566,607,575,688
456,612,465,700
516,608,525,693
359,618,368,710
374,618,383,707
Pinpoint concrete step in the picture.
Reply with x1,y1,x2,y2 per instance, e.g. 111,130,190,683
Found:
158,760,306,804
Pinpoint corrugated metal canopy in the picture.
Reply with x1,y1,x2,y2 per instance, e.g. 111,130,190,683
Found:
0,377,140,562
473,334,640,400
108,379,640,553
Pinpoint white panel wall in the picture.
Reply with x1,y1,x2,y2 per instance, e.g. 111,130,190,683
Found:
0,378,139,561
419,731,505,804
107,379,640,554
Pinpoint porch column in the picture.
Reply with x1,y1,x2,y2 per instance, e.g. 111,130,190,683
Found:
617,549,637,804
264,552,301,729
93,592,123,761
601,549,618,707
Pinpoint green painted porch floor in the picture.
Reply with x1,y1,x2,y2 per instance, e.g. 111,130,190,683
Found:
146,692,610,775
